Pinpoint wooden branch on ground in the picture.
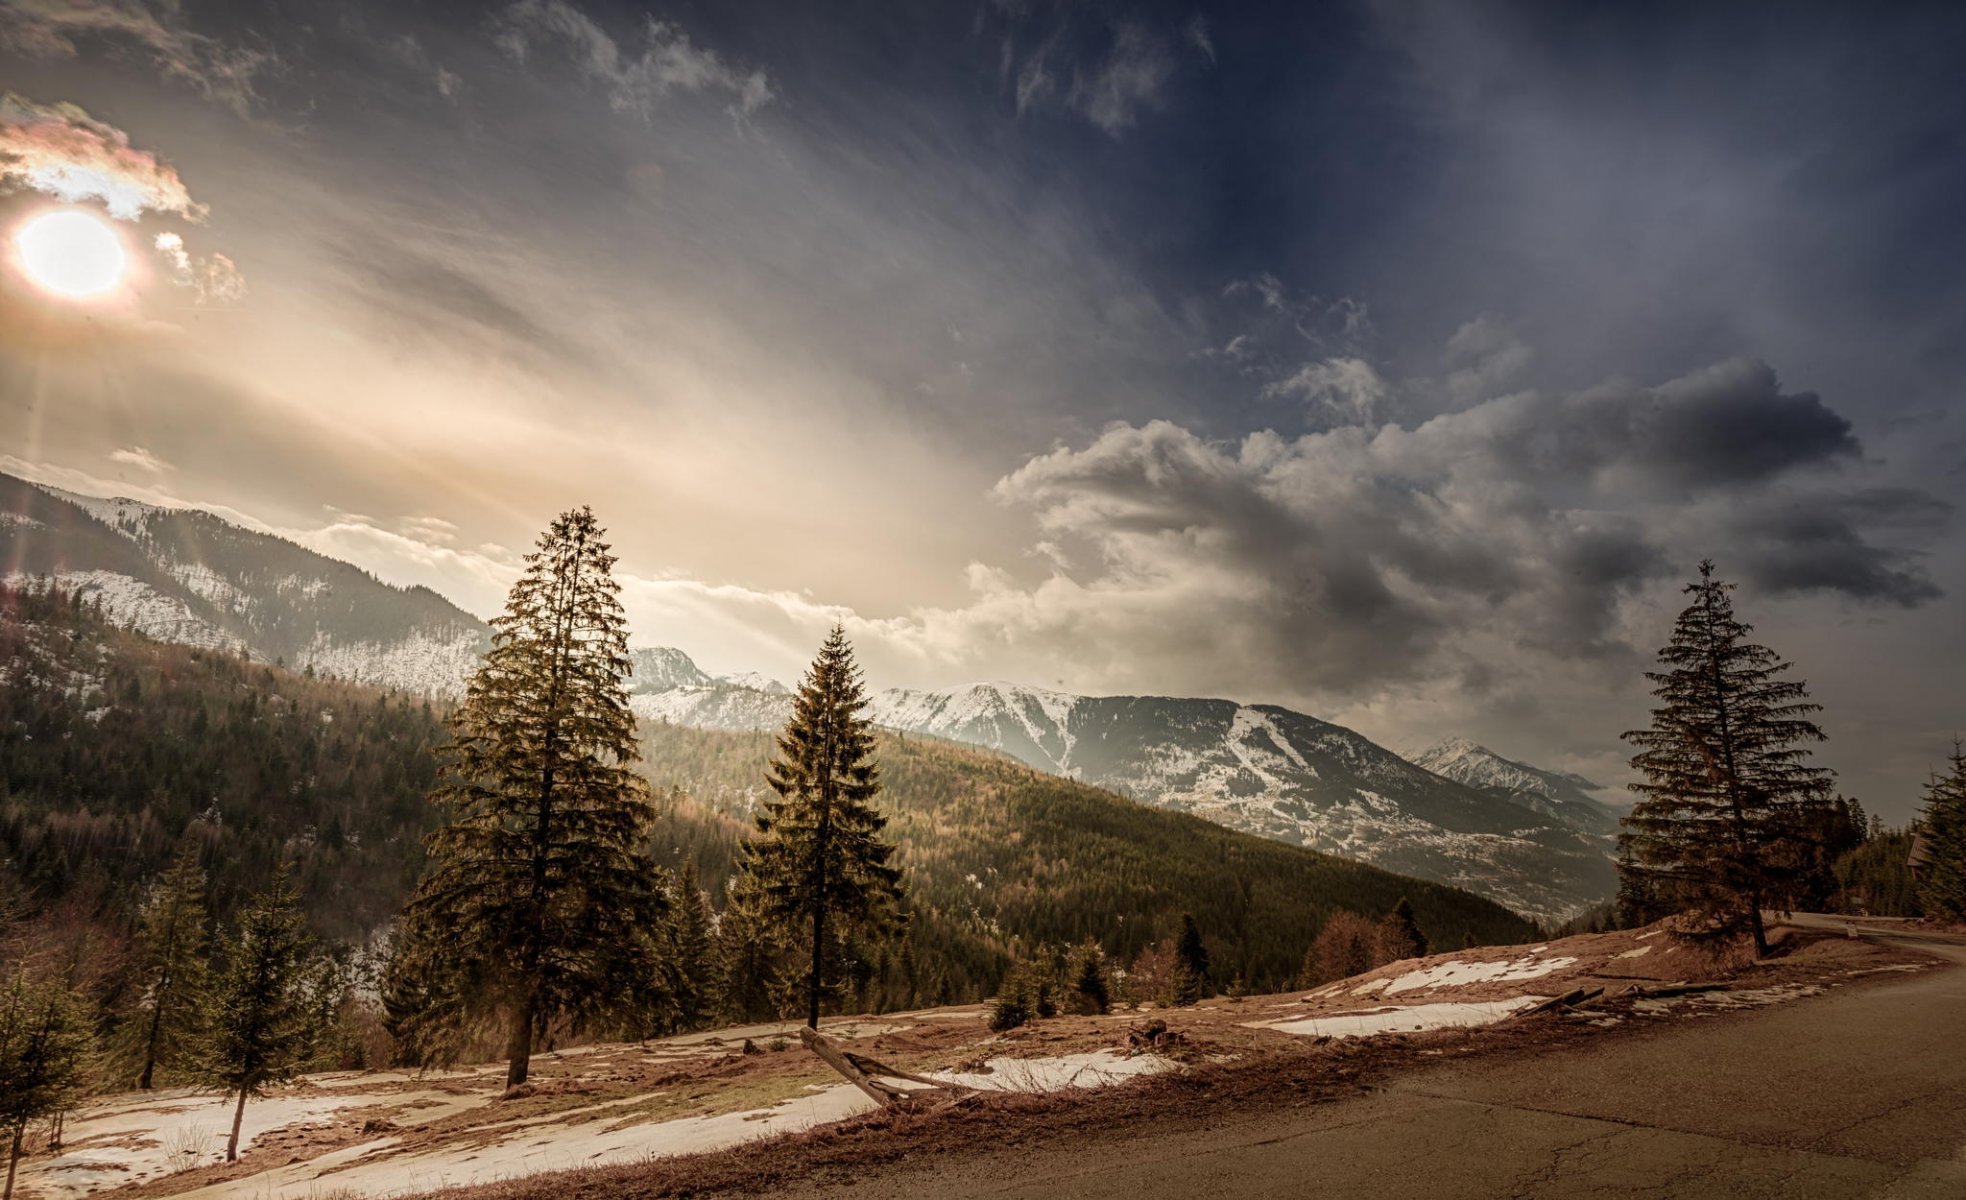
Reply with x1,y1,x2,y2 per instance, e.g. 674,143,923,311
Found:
800,1027,971,1106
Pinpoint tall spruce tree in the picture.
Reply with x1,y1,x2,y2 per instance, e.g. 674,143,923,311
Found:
741,626,903,1028
197,871,322,1163
1915,741,1966,922
1621,561,1834,956
0,970,91,1200
398,508,662,1087
712,877,785,1024
1172,913,1210,1005
663,862,718,1032
130,844,209,1089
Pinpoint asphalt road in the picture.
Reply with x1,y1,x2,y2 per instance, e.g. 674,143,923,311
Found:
770,920,1966,1200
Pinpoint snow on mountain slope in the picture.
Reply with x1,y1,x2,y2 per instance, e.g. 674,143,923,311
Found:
628,646,714,692
6,473,1615,921
627,659,1616,923
1,473,488,696
1410,737,1622,835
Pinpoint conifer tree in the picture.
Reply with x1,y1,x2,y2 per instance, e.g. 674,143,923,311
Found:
1069,940,1112,1015
130,845,209,1089
196,872,322,1163
1172,913,1210,1005
663,862,717,1032
1378,897,1429,962
740,626,903,1028
0,970,91,1200
713,877,786,1023
1915,741,1966,922
1621,561,1834,956
397,508,662,1086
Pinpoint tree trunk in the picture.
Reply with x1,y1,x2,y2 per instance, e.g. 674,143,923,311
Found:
1748,897,1769,958
807,882,826,1030
225,1089,248,1162
4,1123,24,1200
505,991,535,1088
138,974,167,1089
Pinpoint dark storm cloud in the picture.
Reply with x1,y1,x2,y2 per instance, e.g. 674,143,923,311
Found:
1723,488,1951,608
980,353,1944,701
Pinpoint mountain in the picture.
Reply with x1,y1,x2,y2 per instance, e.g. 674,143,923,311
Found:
7,480,1613,923
0,584,1536,997
0,472,488,695
631,667,1617,923
1409,737,1623,836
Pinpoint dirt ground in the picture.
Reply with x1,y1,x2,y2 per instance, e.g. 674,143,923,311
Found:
11,920,1934,1200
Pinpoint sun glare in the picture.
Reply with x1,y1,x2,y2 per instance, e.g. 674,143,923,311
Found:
12,209,130,300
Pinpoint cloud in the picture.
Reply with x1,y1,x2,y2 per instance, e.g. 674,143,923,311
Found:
1260,356,1388,425
0,0,273,116
1069,24,1174,134
996,10,1212,135
0,93,204,219
107,444,168,473
905,355,1947,707
494,0,774,120
153,232,245,303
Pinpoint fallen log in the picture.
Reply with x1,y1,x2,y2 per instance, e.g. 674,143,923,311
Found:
1517,986,1604,1017
800,1027,972,1106
1627,982,1729,1000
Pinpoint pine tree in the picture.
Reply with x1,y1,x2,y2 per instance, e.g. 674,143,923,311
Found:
1069,940,1112,1015
1378,897,1429,962
740,626,903,1029
196,871,322,1163
1915,741,1966,922
1172,914,1210,1005
1621,561,1835,956
1613,838,1663,928
397,508,663,1086
713,877,786,1024
664,862,718,1032
130,844,209,1089
0,971,91,1200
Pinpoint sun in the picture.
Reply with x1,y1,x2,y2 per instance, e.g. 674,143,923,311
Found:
12,208,130,300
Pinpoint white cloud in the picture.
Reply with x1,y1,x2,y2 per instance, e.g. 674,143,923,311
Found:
0,93,204,219
107,445,169,474
495,0,774,120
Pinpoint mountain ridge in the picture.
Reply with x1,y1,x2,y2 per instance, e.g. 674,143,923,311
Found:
5,474,1618,922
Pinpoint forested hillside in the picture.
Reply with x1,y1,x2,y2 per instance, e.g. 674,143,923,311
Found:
639,722,1537,994
0,585,449,940
2,583,1533,1005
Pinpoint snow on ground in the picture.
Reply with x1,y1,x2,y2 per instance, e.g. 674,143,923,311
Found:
167,1085,879,1200
1383,955,1577,995
1252,997,1547,1039
27,1090,394,1200
153,1051,1170,1200
927,1050,1174,1093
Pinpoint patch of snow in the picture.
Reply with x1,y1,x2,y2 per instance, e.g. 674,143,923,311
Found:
1384,955,1578,996
926,1050,1174,1093
1253,996,1546,1039
1349,978,1391,997
21,1089,379,1200
1613,945,1652,960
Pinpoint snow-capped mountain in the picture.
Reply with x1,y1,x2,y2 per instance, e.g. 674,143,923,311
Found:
628,662,1617,923
8,474,1615,922
0,472,487,695
1410,737,1623,836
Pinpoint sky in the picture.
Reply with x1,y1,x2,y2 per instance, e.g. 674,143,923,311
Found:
1,0,1961,816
